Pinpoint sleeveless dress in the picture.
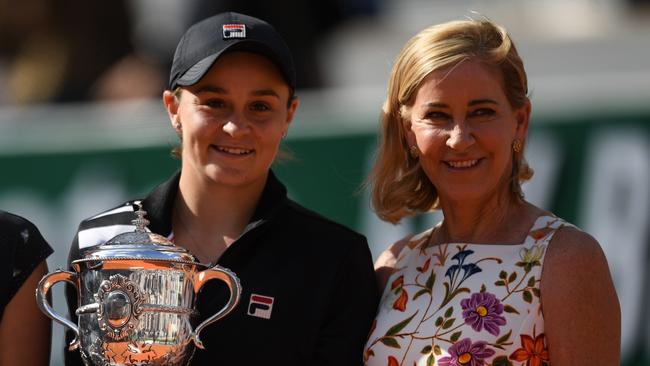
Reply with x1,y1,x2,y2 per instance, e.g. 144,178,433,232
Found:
364,215,570,366
0,211,53,319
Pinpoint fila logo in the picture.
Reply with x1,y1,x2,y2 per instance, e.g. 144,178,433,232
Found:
247,294,274,319
222,24,246,39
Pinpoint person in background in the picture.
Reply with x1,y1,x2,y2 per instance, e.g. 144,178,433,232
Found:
65,12,378,366
364,18,620,366
0,0,145,104
0,211,52,366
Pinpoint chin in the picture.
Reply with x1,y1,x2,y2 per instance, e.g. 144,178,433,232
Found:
200,166,241,184
441,185,495,202
204,166,271,189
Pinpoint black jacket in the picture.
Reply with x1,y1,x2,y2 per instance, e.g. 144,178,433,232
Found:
65,171,379,365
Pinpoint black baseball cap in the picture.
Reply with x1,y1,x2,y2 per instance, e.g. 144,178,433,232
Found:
169,12,296,90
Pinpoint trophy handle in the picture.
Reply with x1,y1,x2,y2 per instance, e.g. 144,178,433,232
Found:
35,269,81,350
191,265,242,349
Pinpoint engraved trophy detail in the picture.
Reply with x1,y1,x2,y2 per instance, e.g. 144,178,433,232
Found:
36,204,242,365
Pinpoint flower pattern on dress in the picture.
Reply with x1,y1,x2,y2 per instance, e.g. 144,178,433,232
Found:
460,292,506,336
509,333,549,366
387,356,399,366
517,244,545,273
393,289,408,312
390,275,408,312
438,338,495,366
364,215,569,366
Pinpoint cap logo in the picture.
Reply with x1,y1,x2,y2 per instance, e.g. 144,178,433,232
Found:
222,24,246,39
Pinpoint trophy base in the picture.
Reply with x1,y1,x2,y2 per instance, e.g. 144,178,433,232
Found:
81,340,195,366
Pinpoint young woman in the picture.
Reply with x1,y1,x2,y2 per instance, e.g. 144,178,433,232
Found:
0,211,52,366
65,12,378,366
364,19,620,366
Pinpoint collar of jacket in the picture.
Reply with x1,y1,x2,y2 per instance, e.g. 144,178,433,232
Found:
140,170,289,238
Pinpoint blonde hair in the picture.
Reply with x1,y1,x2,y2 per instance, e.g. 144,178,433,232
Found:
369,18,533,224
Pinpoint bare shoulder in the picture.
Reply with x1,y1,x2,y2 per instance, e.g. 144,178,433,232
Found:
374,234,415,293
374,235,414,270
541,225,621,365
542,225,616,303
544,226,607,270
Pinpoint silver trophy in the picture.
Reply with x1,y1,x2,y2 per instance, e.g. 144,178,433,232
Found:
36,205,242,365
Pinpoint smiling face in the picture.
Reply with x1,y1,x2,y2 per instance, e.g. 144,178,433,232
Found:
404,59,530,204
164,51,298,189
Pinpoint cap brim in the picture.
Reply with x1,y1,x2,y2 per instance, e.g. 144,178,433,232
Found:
173,53,221,88
173,40,292,89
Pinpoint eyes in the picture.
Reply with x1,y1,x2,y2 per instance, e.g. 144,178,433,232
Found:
470,108,496,118
203,99,225,109
250,102,271,112
200,98,273,113
420,107,497,124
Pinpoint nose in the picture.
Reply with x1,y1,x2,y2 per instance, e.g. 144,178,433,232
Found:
445,122,475,151
222,114,250,137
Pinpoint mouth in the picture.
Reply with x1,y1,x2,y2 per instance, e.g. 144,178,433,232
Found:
211,145,254,156
444,158,482,169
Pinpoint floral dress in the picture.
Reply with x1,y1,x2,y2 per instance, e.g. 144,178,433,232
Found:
364,215,570,366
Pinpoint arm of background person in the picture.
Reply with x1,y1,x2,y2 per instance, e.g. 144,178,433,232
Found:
541,226,621,365
0,260,51,366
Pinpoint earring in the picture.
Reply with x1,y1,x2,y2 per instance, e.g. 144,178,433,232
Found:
175,122,182,130
512,139,522,153
281,131,287,139
409,145,419,158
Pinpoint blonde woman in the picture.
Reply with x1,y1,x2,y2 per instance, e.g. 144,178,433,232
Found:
364,19,620,366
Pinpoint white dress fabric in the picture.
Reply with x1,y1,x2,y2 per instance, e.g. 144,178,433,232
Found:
364,215,570,366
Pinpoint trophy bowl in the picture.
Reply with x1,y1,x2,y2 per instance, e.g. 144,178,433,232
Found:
36,205,242,366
